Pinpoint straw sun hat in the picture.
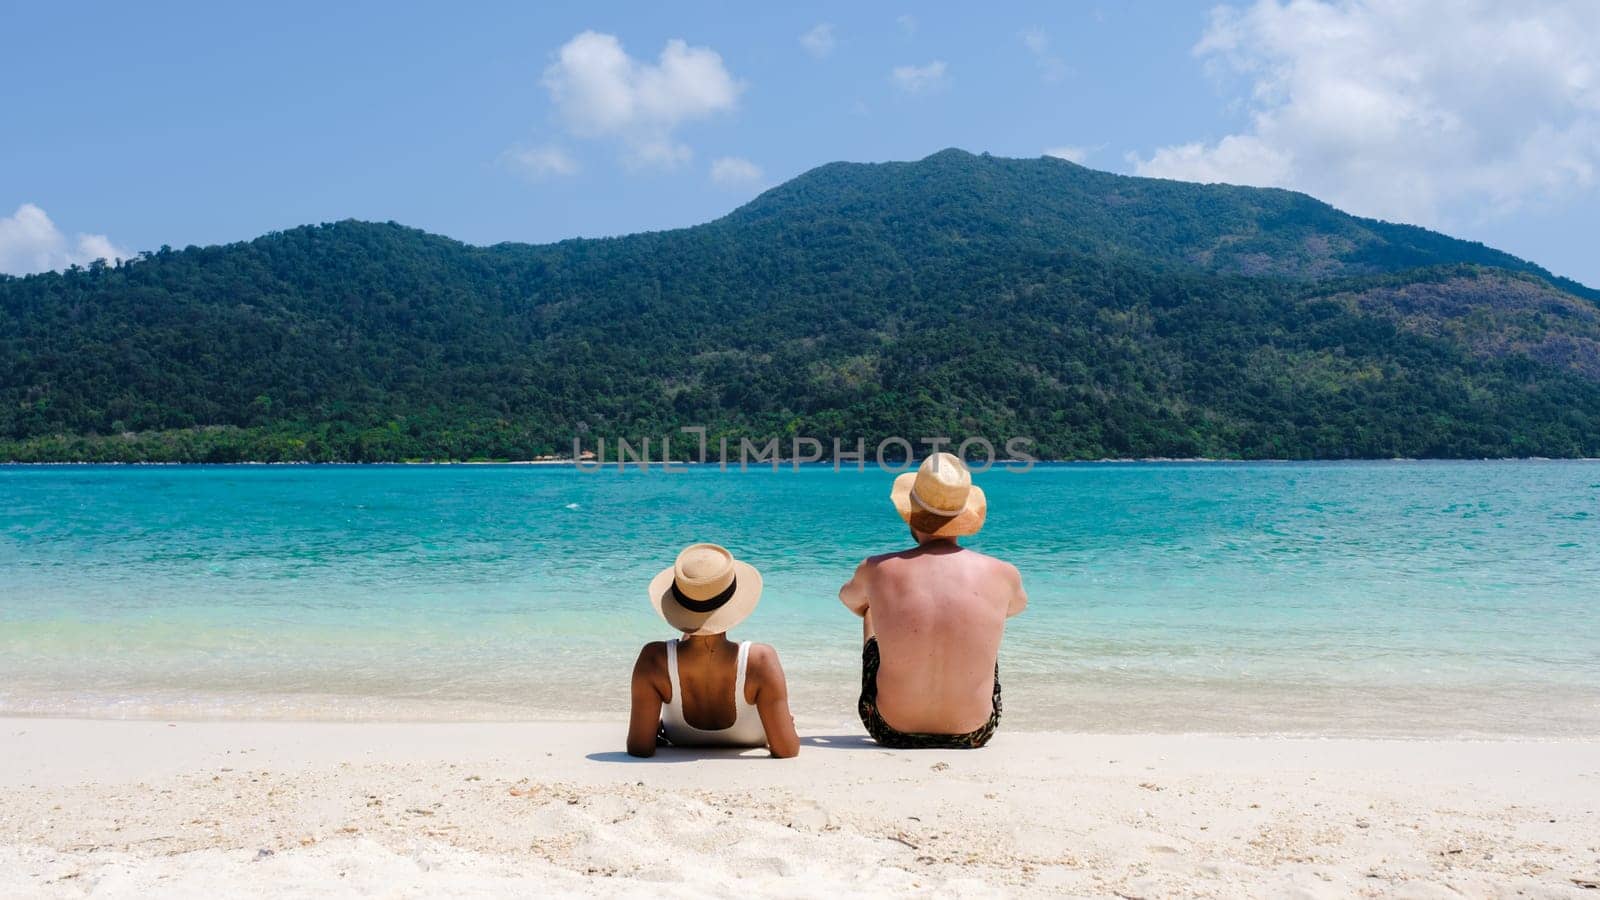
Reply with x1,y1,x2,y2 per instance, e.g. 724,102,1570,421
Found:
649,543,764,635
890,452,988,538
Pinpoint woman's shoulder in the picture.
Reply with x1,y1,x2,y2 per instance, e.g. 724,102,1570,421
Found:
632,640,670,670
743,642,786,675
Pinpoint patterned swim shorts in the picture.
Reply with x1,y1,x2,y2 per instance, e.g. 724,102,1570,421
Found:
858,637,1001,749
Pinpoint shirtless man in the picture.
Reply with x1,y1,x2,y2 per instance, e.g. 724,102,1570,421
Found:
839,452,1026,748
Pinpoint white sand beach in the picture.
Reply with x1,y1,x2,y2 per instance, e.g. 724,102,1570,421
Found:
3,718,1597,898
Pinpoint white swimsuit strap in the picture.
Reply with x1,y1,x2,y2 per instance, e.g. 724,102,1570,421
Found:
735,641,752,706
665,639,682,708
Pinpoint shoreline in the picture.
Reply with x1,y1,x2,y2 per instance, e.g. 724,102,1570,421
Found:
8,672,1599,739
3,708,1597,743
5,711,1599,743
4,718,1597,896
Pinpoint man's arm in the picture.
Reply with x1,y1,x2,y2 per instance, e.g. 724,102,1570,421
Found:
626,643,667,757
1003,562,1028,617
838,559,872,617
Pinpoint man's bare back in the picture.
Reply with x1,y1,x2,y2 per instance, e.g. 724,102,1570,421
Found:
841,535,1027,734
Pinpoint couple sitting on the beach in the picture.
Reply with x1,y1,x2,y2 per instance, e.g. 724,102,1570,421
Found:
626,453,1027,758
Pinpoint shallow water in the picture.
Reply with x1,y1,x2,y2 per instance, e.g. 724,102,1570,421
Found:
2,462,1597,736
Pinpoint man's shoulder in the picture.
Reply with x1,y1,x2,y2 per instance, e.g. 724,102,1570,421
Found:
967,549,1021,577
851,550,913,580
862,543,944,566
860,550,903,567
878,544,1017,571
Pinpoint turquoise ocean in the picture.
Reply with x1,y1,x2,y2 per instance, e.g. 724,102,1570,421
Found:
2,462,1596,736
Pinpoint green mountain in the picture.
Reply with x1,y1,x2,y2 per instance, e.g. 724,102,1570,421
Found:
3,149,1598,462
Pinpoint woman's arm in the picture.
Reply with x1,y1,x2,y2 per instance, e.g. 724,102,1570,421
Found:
747,644,800,758
626,643,667,757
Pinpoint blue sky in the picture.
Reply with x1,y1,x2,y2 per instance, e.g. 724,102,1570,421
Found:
4,1,1598,285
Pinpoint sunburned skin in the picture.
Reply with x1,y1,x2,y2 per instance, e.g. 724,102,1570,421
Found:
839,530,1027,735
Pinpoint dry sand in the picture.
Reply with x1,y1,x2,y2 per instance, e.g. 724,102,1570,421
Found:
2,718,1597,898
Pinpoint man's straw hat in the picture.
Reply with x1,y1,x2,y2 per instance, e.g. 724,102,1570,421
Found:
890,452,987,537
648,543,763,635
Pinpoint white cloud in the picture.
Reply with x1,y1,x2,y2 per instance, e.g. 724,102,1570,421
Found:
0,204,128,276
500,144,579,179
631,138,693,170
1135,135,1293,186
800,23,836,59
891,61,947,94
1020,27,1068,82
1132,0,1600,227
75,234,124,264
709,156,764,188
1045,146,1091,164
541,31,743,170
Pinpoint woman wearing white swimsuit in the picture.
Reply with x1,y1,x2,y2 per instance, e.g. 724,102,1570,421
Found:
627,543,800,758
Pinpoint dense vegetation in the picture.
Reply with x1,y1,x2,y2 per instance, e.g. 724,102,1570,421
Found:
3,149,1598,462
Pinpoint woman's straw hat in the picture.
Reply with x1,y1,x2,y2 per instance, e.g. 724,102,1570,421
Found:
890,452,987,537
648,543,764,635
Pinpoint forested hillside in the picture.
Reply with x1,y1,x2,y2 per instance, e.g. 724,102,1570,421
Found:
3,149,1598,462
